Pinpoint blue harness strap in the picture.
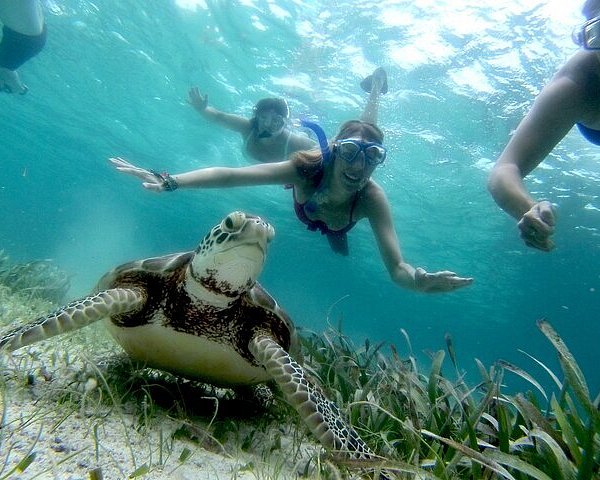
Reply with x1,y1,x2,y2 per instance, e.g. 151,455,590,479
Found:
300,119,330,163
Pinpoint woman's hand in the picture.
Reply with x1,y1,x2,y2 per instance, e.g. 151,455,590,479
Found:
188,86,208,113
108,157,167,192
414,268,473,293
517,200,556,252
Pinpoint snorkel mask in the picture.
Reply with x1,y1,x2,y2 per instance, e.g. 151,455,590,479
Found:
573,15,600,50
333,139,386,166
254,98,290,138
299,119,387,167
257,111,287,138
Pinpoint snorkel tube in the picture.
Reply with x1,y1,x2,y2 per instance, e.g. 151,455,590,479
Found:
300,119,331,164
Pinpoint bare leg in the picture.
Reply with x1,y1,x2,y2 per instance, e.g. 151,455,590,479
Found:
359,67,388,126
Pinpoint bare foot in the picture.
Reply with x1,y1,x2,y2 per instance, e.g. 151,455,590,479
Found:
0,67,28,94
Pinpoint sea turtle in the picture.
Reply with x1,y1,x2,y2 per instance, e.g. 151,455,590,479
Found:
0,211,381,465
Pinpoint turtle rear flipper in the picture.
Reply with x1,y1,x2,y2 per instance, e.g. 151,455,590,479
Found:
0,288,145,352
250,335,375,459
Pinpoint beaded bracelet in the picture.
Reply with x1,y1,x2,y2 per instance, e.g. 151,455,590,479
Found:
150,169,179,191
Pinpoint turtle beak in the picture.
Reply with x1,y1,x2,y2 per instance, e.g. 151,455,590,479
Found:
266,223,275,242
242,215,274,246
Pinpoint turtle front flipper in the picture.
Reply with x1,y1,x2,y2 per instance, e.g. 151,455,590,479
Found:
0,288,145,352
250,334,376,460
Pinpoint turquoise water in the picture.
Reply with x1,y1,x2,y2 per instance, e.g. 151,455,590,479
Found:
1,0,598,393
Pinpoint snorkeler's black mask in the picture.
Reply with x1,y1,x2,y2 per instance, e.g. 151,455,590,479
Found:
256,111,286,138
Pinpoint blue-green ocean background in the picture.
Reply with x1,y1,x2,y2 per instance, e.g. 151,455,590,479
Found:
1,0,598,394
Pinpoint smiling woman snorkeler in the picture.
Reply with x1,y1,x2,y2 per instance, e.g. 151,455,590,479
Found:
109,117,473,294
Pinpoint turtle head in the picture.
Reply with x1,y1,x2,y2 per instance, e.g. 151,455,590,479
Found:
187,212,275,303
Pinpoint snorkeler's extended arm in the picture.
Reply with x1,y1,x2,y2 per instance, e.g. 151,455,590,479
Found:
488,65,587,251
365,184,473,293
188,86,251,134
109,157,299,192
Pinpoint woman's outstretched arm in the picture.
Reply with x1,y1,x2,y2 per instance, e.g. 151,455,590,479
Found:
365,183,473,293
109,157,299,192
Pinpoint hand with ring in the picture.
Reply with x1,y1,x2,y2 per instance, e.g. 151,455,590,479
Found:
517,200,556,251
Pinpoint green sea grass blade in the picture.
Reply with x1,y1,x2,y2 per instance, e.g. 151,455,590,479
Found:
424,442,447,478
563,392,587,441
466,380,499,437
513,394,569,452
481,412,499,431
128,463,150,478
459,381,485,406
436,376,464,417
475,358,491,383
537,320,586,390
427,351,455,438
495,402,511,453
399,328,414,358
537,320,597,423
0,384,7,471
465,416,483,479
89,468,104,480
337,457,439,479
497,359,548,401
23,448,89,480
427,350,445,403
0,423,42,480
15,453,35,474
484,450,554,480
434,378,484,476
361,340,385,369
179,447,192,463
518,349,563,390
0,453,36,480
575,421,595,480
529,428,577,480
349,402,444,477
445,333,458,370
510,435,535,452
421,429,517,480
550,394,583,466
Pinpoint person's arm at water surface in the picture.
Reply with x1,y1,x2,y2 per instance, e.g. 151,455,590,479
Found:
109,157,300,192
364,183,473,293
487,57,591,251
188,86,251,134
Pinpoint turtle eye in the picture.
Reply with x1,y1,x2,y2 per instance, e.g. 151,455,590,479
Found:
222,211,246,232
